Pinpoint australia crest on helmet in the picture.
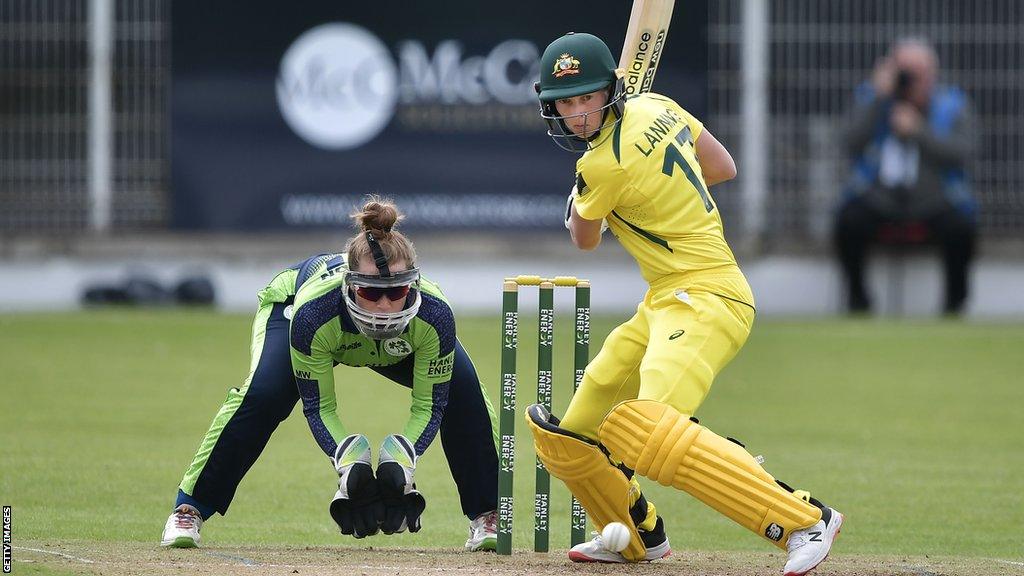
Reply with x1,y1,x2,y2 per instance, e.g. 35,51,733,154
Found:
553,53,581,78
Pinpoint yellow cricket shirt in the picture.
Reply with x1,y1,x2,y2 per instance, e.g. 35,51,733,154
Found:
573,93,754,306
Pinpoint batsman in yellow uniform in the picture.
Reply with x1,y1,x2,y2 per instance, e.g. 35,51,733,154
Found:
526,33,843,576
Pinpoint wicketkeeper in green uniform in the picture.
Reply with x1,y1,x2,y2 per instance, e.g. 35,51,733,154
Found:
161,198,499,551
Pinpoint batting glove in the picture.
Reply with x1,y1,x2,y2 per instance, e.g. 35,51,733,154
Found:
564,188,576,230
565,186,608,233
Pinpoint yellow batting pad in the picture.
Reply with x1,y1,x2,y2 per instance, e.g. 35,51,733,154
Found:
526,405,647,562
599,399,821,549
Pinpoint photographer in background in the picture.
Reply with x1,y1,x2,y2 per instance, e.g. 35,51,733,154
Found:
835,38,978,315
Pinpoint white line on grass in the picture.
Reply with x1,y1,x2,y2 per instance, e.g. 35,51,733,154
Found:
11,551,521,573
148,560,500,572
203,551,258,566
334,566,510,573
259,563,505,573
991,559,1024,568
13,546,95,564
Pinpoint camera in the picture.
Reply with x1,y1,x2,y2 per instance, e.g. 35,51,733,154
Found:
894,69,915,100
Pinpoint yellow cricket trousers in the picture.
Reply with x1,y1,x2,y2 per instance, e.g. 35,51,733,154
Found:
561,272,755,440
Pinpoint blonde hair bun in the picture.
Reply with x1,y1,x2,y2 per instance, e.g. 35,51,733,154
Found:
345,195,417,270
351,195,402,237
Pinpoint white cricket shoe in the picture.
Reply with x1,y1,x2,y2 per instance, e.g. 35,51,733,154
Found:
783,507,844,576
568,517,671,563
464,510,497,551
160,504,203,548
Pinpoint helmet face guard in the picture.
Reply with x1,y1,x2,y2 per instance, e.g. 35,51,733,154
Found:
535,32,625,152
538,78,626,153
343,268,422,340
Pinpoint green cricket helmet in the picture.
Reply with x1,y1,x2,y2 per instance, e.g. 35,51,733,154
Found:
535,32,626,152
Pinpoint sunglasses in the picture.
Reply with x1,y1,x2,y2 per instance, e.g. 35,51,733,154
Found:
354,285,411,302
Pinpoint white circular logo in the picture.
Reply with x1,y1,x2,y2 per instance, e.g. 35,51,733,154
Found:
283,305,294,320
383,337,413,357
276,23,397,150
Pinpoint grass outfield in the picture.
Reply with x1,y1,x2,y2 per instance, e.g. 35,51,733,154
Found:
2,310,1022,572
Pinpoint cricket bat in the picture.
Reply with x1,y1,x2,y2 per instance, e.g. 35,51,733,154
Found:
618,0,676,95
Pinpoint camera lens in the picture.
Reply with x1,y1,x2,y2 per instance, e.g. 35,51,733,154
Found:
895,70,914,99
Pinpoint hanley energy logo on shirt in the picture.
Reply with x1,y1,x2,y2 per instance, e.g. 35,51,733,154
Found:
427,356,454,377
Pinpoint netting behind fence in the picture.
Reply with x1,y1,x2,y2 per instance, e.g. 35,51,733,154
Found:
2,1,1021,242
709,0,1024,244
0,0,168,233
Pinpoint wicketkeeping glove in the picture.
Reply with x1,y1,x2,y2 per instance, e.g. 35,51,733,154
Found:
376,434,427,534
329,434,383,538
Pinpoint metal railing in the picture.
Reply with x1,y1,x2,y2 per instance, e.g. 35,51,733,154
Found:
709,0,1024,246
2,0,1021,245
0,0,168,234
